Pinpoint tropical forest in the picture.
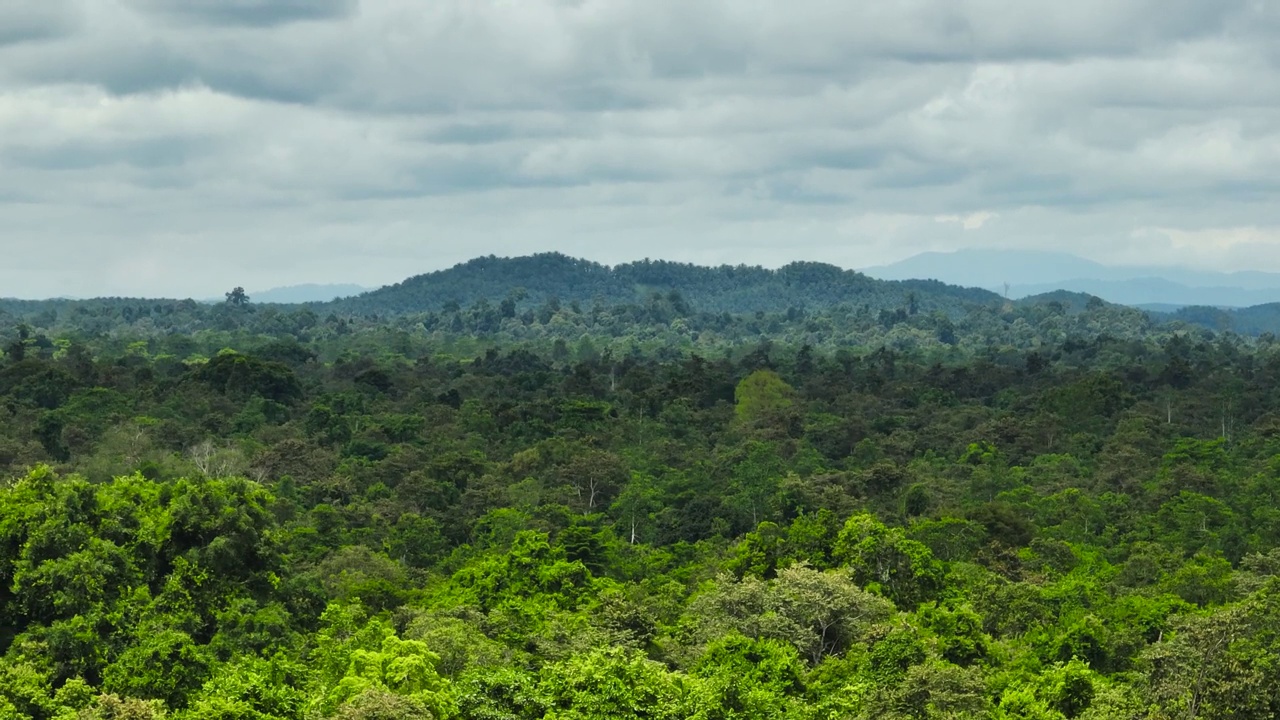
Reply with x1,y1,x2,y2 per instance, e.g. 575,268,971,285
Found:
3,254,1280,719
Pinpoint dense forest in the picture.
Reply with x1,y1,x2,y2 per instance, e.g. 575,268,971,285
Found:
4,257,1280,718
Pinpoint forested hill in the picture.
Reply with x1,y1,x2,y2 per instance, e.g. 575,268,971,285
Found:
9,252,1280,340
1151,303,1280,337
325,253,1004,316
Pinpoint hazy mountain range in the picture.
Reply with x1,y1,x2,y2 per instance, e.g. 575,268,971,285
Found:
862,249,1280,308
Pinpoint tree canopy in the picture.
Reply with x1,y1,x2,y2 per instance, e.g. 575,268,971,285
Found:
1,257,1280,718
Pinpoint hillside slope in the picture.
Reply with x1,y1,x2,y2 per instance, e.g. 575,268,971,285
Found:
327,253,1004,316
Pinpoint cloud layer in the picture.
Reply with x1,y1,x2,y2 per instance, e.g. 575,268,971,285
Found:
1,0,1279,297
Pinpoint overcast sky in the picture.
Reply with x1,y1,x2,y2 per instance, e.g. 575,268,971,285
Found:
2,0,1279,298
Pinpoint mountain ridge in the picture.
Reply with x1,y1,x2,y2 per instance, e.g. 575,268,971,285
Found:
862,249,1280,306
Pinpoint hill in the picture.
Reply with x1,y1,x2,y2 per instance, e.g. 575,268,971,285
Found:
1009,278,1278,308
327,253,1004,316
1013,290,1105,313
1149,303,1280,336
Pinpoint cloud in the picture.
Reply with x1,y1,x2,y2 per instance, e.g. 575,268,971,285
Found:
0,3,82,47
127,0,358,28
0,0,1279,298
935,212,997,230
1128,225,1280,271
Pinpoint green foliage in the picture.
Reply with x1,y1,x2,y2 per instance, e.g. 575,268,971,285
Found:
835,514,944,609
734,371,798,436
692,635,808,719
188,352,301,403
538,647,689,720
4,280,1280,718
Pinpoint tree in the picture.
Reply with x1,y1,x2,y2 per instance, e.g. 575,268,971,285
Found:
307,606,455,720
611,472,661,545
691,635,808,720
4,324,30,362
733,370,799,437
834,513,944,609
78,694,169,719
101,629,210,709
728,441,786,528
324,635,452,717
330,689,436,720
774,563,894,664
559,449,625,515
856,659,990,720
537,647,688,720
225,287,250,306
1144,582,1280,720
179,656,304,720
686,566,891,666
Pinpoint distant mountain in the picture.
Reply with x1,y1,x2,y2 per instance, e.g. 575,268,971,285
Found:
864,249,1111,289
251,284,371,304
327,252,1002,316
1008,278,1280,308
862,249,1280,307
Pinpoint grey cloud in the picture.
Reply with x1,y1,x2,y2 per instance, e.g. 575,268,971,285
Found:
1208,177,1280,201
340,159,531,201
797,146,888,172
69,44,198,96
4,135,213,171
426,123,526,146
128,0,357,28
198,67,333,105
1,0,1280,298
974,173,1100,207
0,189,40,205
0,3,81,47
742,175,856,206
871,163,973,192
10,0,1255,113
9,39,330,104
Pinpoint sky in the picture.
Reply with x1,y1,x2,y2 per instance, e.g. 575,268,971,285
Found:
2,0,1280,299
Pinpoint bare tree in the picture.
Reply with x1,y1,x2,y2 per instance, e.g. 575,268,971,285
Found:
187,440,247,478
